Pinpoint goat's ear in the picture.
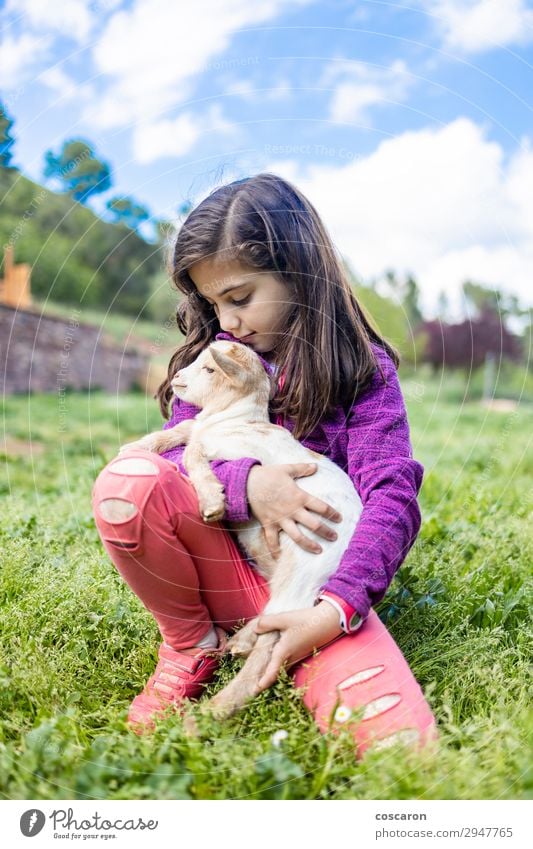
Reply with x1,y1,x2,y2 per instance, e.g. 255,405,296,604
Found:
209,347,242,383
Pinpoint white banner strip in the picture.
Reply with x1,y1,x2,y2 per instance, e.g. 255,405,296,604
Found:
3,799,530,848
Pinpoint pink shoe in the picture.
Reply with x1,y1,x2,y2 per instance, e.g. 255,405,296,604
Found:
127,627,227,733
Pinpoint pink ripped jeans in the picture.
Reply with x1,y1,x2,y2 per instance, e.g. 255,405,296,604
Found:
92,448,438,756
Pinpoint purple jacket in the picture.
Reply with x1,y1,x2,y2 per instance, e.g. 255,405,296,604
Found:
161,332,423,620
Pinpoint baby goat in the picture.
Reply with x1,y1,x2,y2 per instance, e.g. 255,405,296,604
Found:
121,340,362,720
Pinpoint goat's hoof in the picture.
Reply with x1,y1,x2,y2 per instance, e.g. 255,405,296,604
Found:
202,509,225,522
227,626,258,657
200,496,226,522
229,643,249,657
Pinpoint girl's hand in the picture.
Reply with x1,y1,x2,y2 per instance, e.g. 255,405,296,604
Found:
246,463,342,558
254,602,343,690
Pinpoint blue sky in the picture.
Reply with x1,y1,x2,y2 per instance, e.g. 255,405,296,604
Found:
1,0,533,312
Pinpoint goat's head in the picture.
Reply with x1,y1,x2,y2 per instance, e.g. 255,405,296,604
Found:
171,341,275,411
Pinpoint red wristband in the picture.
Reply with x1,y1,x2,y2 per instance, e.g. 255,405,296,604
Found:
316,591,364,634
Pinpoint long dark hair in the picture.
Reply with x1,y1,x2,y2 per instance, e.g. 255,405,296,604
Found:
157,172,398,439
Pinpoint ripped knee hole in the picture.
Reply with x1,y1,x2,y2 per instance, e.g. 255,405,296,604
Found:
109,457,160,476
98,498,138,523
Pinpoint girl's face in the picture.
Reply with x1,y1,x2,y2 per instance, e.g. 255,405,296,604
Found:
188,257,294,358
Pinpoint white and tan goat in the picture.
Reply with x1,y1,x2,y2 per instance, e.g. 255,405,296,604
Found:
121,341,362,720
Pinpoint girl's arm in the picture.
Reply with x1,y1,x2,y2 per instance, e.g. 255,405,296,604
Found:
319,347,424,621
160,396,261,523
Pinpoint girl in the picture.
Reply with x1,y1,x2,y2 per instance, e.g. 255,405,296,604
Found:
92,173,438,756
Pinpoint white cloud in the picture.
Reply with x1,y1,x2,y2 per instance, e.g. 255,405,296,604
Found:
0,32,52,88
133,103,239,164
265,79,292,101
419,0,533,53
224,79,256,99
38,66,94,103
0,0,118,90
223,77,292,101
264,118,533,310
84,0,313,130
320,58,415,124
5,0,95,43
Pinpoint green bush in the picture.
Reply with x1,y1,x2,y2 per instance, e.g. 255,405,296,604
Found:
0,168,161,314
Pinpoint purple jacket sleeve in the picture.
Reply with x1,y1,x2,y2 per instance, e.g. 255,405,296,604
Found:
159,397,261,523
320,350,424,620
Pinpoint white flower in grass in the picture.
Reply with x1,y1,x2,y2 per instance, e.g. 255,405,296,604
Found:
271,729,289,747
334,705,352,724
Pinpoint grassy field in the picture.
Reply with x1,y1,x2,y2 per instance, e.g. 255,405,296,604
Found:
0,379,532,800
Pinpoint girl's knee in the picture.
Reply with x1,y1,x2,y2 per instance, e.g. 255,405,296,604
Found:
104,450,167,478
97,497,138,523
92,452,172,551
293,630,438,755
93,452,170,500
92,455,159,512
92,450,191,551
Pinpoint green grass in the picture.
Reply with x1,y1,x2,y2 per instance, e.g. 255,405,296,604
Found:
1,381,532,800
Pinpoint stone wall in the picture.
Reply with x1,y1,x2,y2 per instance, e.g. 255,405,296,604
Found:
0,304,147,394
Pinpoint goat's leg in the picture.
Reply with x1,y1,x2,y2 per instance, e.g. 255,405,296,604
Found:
204,630,280,720
120,420,193,454
183,441,226,522
226,617,260,657
205,554,302,718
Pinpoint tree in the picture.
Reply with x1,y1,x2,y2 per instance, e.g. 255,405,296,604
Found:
382,269,423,328
106,196,150,230
437,290,450,321
0,102,16,168
177,200,193,219
403,275,423,327
155,218,175,246
43,139,112,203
419,309,522,373
522,307,533,372
462,280,523,322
